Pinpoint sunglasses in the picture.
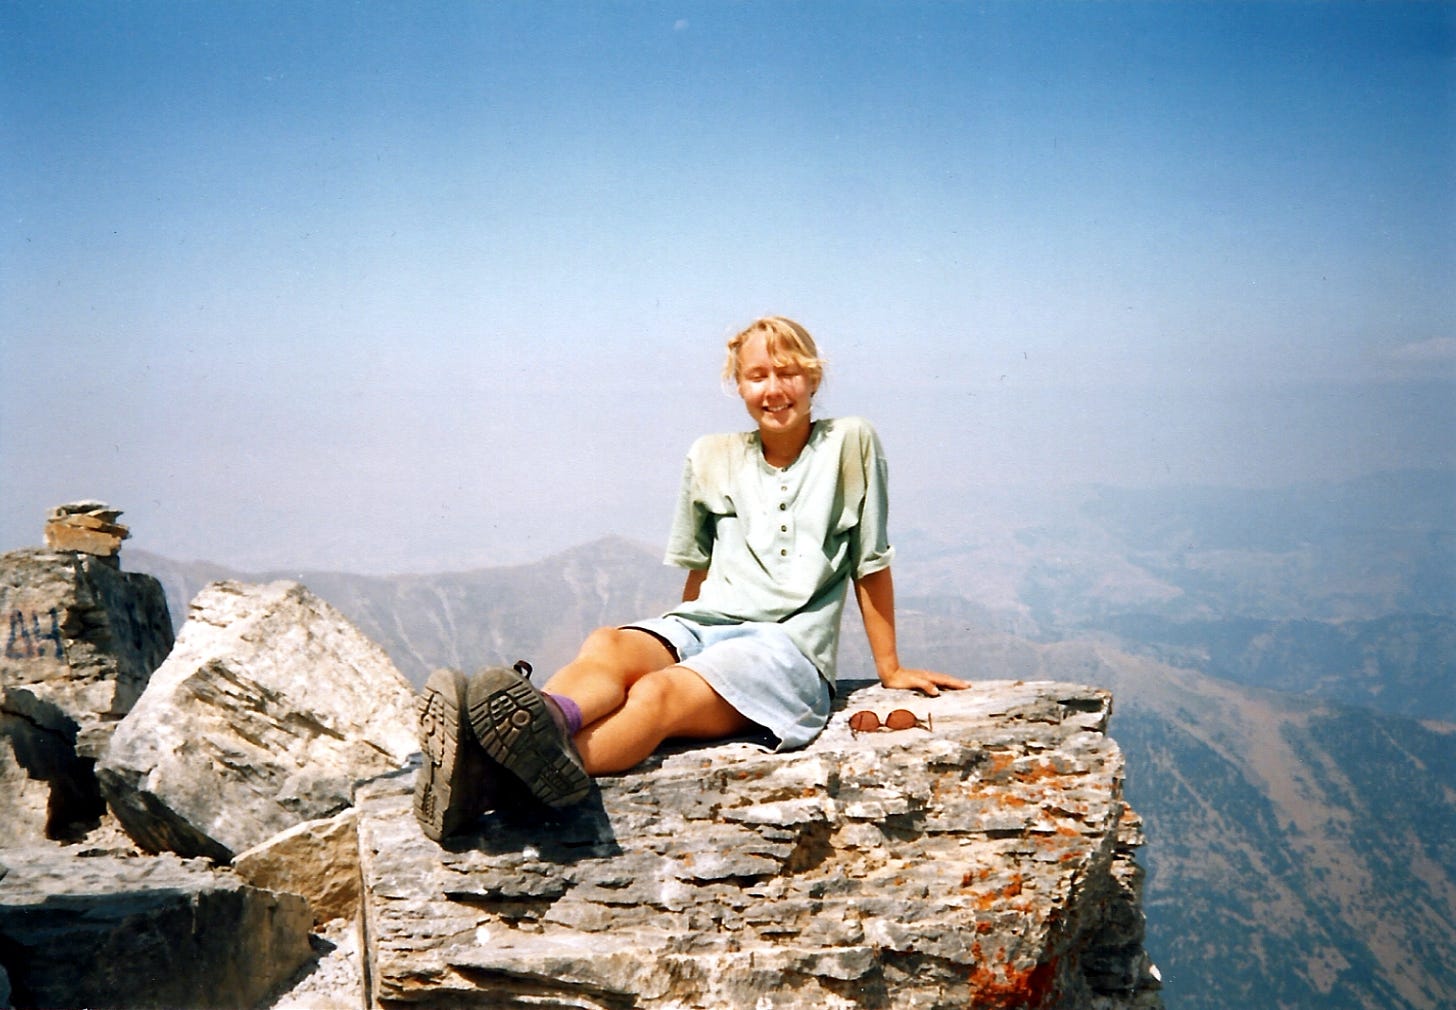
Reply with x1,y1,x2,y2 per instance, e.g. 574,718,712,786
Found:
847,708,932,734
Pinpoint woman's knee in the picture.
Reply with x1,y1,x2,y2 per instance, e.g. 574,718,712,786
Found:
576,626,674,671
548,628,643,699
577,626,628,657
621,668,674,716
624,667,748,739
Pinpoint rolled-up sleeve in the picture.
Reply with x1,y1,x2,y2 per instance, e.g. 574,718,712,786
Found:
849,422,895,578
663,453,714,570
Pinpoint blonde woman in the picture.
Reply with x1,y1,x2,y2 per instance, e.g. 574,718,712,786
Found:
415,316,967,841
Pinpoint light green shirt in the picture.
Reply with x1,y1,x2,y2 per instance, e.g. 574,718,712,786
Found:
662,416,895,684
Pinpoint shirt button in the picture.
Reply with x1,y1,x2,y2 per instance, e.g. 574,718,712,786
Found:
780,549,788,556
779,502,787,511
780,524,788,532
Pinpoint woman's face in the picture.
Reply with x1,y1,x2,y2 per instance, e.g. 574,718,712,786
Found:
735,332,817,439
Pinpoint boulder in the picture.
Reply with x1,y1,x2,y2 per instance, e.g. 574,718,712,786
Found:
96,580,417,863
0,845,312,1009
0,548,173,753
1,548,173,845
357,679,1163,1009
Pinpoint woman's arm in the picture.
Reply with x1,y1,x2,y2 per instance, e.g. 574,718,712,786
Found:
682,567,708,602
853,566,971,695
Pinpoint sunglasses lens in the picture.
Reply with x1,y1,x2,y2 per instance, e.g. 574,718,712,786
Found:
885,709,918,731
848,710,881,732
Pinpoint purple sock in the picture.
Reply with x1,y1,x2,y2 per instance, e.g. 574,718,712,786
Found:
546,692,584,736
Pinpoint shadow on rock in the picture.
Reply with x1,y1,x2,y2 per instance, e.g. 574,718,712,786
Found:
442,782,621,862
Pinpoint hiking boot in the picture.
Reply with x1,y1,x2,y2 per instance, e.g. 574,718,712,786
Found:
414,667,494,842
466,663,592,808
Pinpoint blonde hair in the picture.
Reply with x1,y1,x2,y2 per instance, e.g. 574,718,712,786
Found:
723,316,825,386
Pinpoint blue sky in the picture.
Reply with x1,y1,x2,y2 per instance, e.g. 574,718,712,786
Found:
3,1,1452,572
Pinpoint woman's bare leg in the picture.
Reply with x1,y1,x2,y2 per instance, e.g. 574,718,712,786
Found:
542,626,676,724
574,665,754,774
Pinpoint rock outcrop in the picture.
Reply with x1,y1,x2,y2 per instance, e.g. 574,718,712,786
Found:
356,680,1162,1009
97,579,419,863
2,514,1162,1010
1,538,423,1008
1,546,173,845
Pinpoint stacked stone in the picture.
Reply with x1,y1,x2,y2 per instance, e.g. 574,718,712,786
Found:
43,501,130,558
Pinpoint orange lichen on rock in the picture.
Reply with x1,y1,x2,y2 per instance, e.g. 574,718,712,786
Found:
967,955,1060,1009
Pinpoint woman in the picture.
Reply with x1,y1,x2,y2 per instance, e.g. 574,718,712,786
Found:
415,316,967,841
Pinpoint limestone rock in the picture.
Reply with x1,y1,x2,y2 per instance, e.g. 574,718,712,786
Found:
0,845,313,1009
1,549,173,845
1,548,173,750
358,679,1163,1009
96,580,417,863
234,808,362,926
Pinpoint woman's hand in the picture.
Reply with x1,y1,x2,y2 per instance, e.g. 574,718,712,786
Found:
855,568,972,697
878,666,971,697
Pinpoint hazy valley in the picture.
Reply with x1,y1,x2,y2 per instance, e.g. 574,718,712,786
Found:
130,468,1454,1010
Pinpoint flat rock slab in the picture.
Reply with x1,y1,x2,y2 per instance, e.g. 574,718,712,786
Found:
0,845,313,1009
358,679,1160,1009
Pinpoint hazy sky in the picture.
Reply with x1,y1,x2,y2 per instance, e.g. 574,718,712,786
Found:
3,1,1453,573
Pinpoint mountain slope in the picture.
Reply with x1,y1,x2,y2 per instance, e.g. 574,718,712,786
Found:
1071,641,1455,1010
1094,612,1456,722
896,468,1454,635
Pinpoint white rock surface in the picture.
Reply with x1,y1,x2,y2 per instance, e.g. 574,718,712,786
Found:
356,679,1163,1009
97,580,417,861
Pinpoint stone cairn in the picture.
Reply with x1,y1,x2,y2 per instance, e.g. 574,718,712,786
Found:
42,500,130,558
0,504,1163,1009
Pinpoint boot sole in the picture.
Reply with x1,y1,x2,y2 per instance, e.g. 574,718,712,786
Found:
414,668,478,842
467,667,591,808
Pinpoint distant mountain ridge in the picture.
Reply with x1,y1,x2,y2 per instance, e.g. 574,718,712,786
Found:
896,467,1454,633
124,469,1455,1010
130,535,682,686
1095,612,1456,722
